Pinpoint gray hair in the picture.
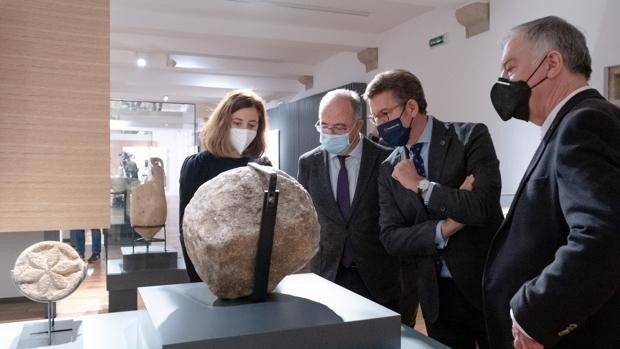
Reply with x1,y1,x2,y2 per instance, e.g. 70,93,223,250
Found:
512,16,592,80
319,89,363,120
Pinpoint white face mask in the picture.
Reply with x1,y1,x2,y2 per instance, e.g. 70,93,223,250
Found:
229,128,257,155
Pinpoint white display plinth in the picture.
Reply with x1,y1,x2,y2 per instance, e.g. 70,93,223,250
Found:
0,311,141,349
137,273,401,349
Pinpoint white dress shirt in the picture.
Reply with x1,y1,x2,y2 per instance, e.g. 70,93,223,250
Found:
541,85,592,139
328,135,363,204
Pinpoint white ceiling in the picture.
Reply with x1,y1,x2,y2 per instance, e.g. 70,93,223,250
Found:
110,0,468,107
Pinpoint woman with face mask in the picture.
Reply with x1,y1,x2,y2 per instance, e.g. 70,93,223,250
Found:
179,89,270,282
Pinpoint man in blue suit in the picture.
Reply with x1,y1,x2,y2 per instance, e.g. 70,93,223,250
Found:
367,69,503,349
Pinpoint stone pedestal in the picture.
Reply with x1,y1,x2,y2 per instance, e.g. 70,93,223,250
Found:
107,254,188,312
121,246,177,271
0,310,449,349
137,273,401,349
16,319,79,347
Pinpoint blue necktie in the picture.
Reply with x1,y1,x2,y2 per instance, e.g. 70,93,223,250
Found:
411,143,443,275
337,155,353,267
409,143,426,177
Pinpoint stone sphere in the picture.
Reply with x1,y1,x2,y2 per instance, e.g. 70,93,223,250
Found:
183,166,319,299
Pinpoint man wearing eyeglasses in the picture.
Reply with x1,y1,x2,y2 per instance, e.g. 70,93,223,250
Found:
297,89,401,318
484,17,620,349
364,69,503,349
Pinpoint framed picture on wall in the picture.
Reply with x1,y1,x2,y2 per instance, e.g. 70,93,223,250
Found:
606,64,620,107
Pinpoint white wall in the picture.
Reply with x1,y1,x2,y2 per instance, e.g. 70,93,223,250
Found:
0,231,45,298
288,51,368,102
301,0,620,194
151,127,196,196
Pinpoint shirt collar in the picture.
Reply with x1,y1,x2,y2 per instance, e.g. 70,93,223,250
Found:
541,85,592,139
329,133,363,159
414,115,433,145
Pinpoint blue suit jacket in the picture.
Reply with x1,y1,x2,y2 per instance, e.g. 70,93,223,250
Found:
379,118,503,324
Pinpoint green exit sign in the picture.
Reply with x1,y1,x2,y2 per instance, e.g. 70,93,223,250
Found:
429,34,447,48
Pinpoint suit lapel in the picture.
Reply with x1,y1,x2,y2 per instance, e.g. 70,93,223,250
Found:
428,118,450,182
542,89,604,143
498,141,546,229
349,138,374,218
318,149,345,223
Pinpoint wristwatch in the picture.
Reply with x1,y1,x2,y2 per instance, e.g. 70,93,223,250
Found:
417,178,430,195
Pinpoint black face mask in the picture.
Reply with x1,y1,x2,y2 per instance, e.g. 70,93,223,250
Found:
490,55,548,122
377,109,412,147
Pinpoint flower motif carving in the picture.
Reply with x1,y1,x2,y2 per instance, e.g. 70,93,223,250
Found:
13,241,85,302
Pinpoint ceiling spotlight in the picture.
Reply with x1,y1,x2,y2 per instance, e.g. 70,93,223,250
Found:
136,58,147,67
163,95,169,102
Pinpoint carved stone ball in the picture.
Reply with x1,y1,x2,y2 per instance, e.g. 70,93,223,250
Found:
183,166,320,299
12,241,86,302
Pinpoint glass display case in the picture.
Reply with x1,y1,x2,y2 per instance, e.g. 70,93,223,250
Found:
105,100,197,311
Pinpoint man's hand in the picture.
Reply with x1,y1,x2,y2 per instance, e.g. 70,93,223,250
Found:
440,175,475,239
460,174,474,191
441,219,463,239
392,158,422,192
512,322,544,349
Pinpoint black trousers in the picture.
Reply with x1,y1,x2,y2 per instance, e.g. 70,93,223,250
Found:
425,277,489,349
335,264,373,299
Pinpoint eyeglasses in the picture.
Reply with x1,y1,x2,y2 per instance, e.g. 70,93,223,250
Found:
315,120,350,135
368,103,405,124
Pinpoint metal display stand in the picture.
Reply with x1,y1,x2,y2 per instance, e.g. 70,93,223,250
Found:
25,302,75,346
44,301,55,345
248,162,280,302
11,263,87,346
131,224,166,253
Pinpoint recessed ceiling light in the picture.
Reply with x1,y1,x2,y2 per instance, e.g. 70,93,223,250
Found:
136,58,147,67
163,95,169,102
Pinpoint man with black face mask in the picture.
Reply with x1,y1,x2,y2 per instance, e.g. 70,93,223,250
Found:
490,54,549,122
364,69,503,349
484,16,620,349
